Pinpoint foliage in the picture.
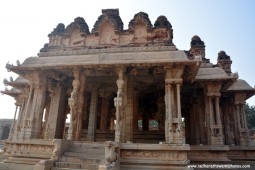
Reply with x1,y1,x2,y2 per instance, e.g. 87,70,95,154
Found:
245,103,255,130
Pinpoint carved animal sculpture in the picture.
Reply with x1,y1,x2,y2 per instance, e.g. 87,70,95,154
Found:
105,141,118,168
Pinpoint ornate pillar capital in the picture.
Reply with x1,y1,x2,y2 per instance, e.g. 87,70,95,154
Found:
207,93,221,97
99,88,111,98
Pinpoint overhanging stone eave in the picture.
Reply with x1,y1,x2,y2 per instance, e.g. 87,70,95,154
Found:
226,90,255,100
10,59,200,71
20,50,200,67
227,88,255,92
194,76,237,82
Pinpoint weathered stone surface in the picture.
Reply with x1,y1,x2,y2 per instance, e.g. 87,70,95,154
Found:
1,8,255,170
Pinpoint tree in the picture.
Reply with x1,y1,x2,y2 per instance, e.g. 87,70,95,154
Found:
245,103,255,136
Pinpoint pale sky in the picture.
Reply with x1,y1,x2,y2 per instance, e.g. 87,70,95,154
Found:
0,0,255,119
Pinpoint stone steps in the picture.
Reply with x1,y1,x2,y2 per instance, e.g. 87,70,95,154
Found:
71,141,104,147
53,142,104,170
51,167,85,170
59,156,101,164
68,148,104,153
53,161,99,170
3,157,42,165
55,162,99,169
63,151,104,159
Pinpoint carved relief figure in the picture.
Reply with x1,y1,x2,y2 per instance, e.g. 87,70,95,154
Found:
105,141,119,169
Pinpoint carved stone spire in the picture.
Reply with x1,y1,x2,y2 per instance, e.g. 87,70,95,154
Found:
128,12,152,32
65,17,90,35
154,16,172,29
190,35,205,48
92,9,123,34
217,50,230,60
48,23,65,37
217,51,232,73
188,35,208,62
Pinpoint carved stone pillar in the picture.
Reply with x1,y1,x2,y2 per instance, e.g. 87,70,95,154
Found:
67,70,80,140
208,96,224,145
234,92,250,146
133,89,139,132
165,66,184,144
46,82,66,139
24,83,34,125
165,83,172,143
20,79,45,139
87,86,98,141
19,82,35,140
8,104,19,140
125,82,135,142
99,88,109,131
18,73,47,140
224,107,234,145
157,90,165,131
75,74,86,140
176,83,182,131
114,68,125,143
31,76,47,139
14,95,26,140
177,84,181,114
206,82,224,145
30,83,40,127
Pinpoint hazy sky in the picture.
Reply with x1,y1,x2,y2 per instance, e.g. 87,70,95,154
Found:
0,0,255,119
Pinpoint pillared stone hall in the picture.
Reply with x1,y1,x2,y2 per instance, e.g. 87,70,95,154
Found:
1,9,255,170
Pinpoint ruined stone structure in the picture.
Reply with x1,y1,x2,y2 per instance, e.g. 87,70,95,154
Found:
1,9,255,170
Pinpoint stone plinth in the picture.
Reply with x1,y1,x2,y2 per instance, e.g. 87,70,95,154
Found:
2,139,71,170
228,146,255,162
120,143,190,170
189,145,230,163
4,140,54,160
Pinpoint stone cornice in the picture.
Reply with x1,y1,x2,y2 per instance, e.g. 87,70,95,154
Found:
38,46,177,57
19,50,200,69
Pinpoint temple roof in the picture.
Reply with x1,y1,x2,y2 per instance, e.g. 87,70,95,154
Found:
228,79,255,91
195,67,238,81
2,9,253,94
40,9,175,54
8,50,199,69
227,79,255,100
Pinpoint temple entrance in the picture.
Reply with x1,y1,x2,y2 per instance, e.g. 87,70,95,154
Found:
134,88,165,143
95,92,116,142
138,92,158,131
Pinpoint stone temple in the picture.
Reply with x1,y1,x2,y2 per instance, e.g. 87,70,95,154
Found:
1,9,255,170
